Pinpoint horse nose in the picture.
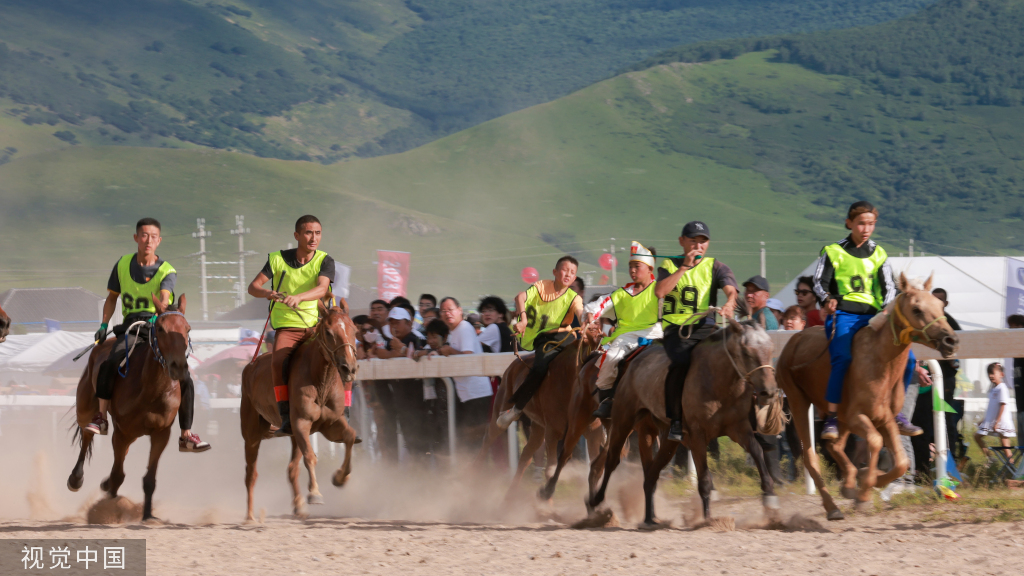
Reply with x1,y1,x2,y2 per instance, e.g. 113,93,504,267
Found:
941,334,959,356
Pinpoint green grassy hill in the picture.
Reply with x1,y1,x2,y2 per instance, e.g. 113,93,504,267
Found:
0,0,934,163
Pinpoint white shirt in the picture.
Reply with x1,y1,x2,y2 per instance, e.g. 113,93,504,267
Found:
983,382,1016,433
479,323,501,352
446,320,494,402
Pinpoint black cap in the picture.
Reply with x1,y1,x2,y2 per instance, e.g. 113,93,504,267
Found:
743,275,770,292
681,221,710,239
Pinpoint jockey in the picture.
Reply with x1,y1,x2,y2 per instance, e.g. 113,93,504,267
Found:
655,221,739,442
496,255,583,430
813,200,922,439
586,242,662,419
247,215,336,437
84,217,210,453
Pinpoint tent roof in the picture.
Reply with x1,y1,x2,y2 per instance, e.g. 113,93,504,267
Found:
773,256,1011,330
0,331,93,373
0,287,103,324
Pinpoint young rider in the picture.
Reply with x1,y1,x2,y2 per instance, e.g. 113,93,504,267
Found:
496,256,583,429
585,242,662,419
812,201,922,439
85,218,210,452
655,221,738,442
247,215,335,437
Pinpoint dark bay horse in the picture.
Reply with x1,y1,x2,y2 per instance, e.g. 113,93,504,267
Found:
588,320,781,526
240,300,359,521
479,333,604,501
68,295,191,521
777,273,958,517
0,302,10,342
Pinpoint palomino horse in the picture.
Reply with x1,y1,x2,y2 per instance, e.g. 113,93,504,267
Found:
588,320,781,526
777,273,958,518
479,333,603,501
240,300,359,521
68,296,191,521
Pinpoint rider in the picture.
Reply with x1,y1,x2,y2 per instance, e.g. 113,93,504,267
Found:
812,200,922,439
586,242,662,419
84,218,210,453
246,215,335,437
496,255,583,430
655,221,738,442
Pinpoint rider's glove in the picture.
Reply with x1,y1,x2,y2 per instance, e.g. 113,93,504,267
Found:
94,323,108,343
147,315,158,325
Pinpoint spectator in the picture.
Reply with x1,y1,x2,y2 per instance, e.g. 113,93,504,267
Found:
390,296,423,338
478,296,514,353
415,319,450,359
1009,314,1024,436
743,275,778,330
975,363,1015,460
931,287,965,458
375,307,436,461
795,275,823,327
570,277,586,328
466,312,483,335
781,305,806,331
352,314,376,359
766,298,786,325
438,297,495,450
421,307,441,325
417,293,437,329
369,299,390,336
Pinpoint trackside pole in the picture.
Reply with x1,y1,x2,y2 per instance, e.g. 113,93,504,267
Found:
443,378,457,466
507,422,518,477
926,359,949,482
806,404,815,495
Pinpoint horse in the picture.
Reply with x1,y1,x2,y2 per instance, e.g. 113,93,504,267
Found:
0,302,10,342
240,300,360,521
587,319,782,526
777,273,958,517
478,332,603,501
68,295,191,521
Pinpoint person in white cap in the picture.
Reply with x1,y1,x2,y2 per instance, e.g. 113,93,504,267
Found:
585,242,663,419
374,306,424,359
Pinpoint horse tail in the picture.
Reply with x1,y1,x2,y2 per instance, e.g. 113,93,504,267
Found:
70,422,93,462
755,393,788,436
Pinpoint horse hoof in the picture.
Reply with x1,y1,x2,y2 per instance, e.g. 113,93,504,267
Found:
638,519,670,531
353,437,363,445
293,507,309,520
827,508,845,521
308,494,325,505
331,471,349,487
537,484,555,501
841,485,858,500
762,495,781,510
67,475,82,492
855,500,872,513
100,479,110,492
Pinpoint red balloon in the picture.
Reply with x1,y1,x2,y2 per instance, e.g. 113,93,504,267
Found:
521,267,539,283
599,253,617,271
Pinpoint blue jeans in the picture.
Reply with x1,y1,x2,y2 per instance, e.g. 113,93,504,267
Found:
826,310,917,405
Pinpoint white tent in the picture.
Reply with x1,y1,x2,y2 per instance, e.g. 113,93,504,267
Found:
0,331,93,373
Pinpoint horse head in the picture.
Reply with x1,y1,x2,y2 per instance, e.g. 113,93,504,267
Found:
0,303,10,343
893,272,959,358
725,318,778,406
152,294,191,381
317,298,359,383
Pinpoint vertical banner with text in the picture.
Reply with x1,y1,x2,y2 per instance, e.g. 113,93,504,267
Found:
377,250,411,301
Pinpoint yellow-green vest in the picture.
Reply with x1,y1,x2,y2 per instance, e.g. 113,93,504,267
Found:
518,284,578,351
116,253,175,316
659,256,715,326
602,282,659,345
821,243,888,310
269,250,328,329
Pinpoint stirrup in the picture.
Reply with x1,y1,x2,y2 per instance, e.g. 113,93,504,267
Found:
592,398,613,419
667,421,683,442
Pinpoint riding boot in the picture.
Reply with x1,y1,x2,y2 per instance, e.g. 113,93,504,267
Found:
275,400,293,437
592,388,615,419
667,420,683,442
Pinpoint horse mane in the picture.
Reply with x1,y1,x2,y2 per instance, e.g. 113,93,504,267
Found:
700,319,761,344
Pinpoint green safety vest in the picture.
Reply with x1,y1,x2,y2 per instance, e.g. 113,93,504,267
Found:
602,282,659,345
269,250,328,329
517,284,578,351
659,256,715,326
821,243,888,310
116,253,176,317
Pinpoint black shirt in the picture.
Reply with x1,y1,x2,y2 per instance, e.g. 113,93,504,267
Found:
656,256,738,325
259,249,336,287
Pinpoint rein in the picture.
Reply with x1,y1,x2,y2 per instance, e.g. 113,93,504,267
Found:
889,293,946,346
721,325,775,386
118,310,192,377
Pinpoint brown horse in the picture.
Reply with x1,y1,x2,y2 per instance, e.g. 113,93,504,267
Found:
0,302,10,342
479,334,603,501
240,300,360,521
777,273,958,517
68,296,191,521
588,320,781,526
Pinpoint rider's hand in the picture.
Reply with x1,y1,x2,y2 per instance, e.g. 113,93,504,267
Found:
94,323,108,343
513,319,527,335
720,302,735,320
282,295,302,309
824,298,838,316
267,290,282,302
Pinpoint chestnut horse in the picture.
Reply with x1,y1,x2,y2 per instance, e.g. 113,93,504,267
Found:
68,296,191,521
777,273,958,518
0,302,10,342
588,320,781,526
240,300,359,521
479,334,603,501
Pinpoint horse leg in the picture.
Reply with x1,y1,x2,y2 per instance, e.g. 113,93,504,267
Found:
789,394,842,520
101,429,131,497
738,428,778,513
543,427,559,483
689,434,713,520
287,438,306,517
827,429,859,500
317,419,356,488
244,438,261,522
873,415,910,489
588,419,630,512
506,424,544,502
142,427,171,521
292,420,323,506
849,414,882,510
641,427,677,527
67,429,94,492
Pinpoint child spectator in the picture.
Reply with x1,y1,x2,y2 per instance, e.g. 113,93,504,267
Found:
421,307,441,326
781,306,807,331
975,363,1016,460
415,319,450,359
478,296,514,353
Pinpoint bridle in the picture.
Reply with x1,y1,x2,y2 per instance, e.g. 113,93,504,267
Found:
889,293,946,346
149,310,193,369
313,313,358,376
721,323,775,387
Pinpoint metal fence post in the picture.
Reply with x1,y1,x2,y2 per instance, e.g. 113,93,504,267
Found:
443,378,457,466
806,404,816,495
926,359,948,482
507,422,518,477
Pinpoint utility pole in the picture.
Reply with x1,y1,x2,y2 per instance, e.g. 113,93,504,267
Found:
192,218,212,321
909,238,914,258
230,215,255,308
760,241,766,278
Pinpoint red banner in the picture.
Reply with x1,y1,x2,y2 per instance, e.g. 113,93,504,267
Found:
377,250,410,301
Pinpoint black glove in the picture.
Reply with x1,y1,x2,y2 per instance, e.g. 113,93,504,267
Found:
95,323,109,343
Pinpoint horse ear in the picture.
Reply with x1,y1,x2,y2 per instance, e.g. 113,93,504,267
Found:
338,297,349,313
153,293,166,314
317,299,329,317
898,271,908,292
923,272,934,292
727,317,744,335
178,294,187,314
